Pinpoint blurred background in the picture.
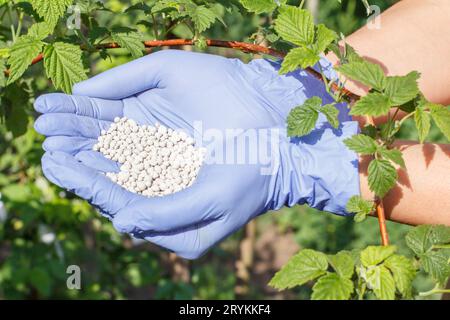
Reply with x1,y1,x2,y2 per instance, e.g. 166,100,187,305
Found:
0,0,445,299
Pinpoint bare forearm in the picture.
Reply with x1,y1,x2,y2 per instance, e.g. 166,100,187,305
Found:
326,0,450,105
359,141,450,226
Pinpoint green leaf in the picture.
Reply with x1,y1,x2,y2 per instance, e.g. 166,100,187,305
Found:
29,267,52,297
111,32,145,59
345,43,365,64
319,104,339,128
361,124,378,139
384,254,416,298
414,106,431,143
27,21,53,40
3,83,30,137
190,6,217,33
346,195,373,222
406,225,450,255
336,61,386,91
367,159,398,197
420,251,450,285
269,249,328,290
239,0,285,14
384,72,420,106
361,245,397,267
407,225,450,286
7,36,44,84
431,225,450,244
315,24,337,54
275,6,315,46
311,273,354,300
369,266,396,300
30,0,74,28
429,104,450,141
279,47,319,74
43,42,87,94
378,147,406,169
286,97,321,137
344,134,378,155
350,92,391,117
328,251,355,279
354,212,368,223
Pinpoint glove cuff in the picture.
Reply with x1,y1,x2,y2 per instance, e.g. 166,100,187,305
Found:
271,121,361,216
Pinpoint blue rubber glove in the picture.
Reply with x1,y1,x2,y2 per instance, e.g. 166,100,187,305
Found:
34,50,360,259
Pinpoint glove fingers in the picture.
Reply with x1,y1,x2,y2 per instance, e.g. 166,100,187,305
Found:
43,136,96,155
35,113,111,138
112,169,223,233
137,218,233,260
42,151,137,216
72,50,178,99
75,150,120,173
34,93,123,121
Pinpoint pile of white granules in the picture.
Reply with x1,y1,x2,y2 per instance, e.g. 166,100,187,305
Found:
93,117,206,197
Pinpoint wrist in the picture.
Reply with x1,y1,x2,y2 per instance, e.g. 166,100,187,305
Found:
271,121,361,215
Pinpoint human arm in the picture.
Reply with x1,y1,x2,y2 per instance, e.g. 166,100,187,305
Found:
359,141,450,226
326,0,450,125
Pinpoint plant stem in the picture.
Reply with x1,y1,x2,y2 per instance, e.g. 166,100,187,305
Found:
397,110,415,128
419,285,450,297
15,11,24,38
151,14,159,39
431,244,450,250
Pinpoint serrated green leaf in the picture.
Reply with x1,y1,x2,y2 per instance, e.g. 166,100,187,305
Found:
406,225,450,255
111,32,144,59
361,245,397,267
336,61,386,91
279,47,320,74
239,0,284,14
384,72,420,106
328,251,355,279
429,104,450,141
354,212,368,223
343,134,377,155
350,92,391,117
286,97,321,137
431,225,450,244
345,43,364,64
269,249,328,290
369,266,396,300
43,42,87,93
368,159,398,197
27,21,53,40
30,0,74,28
420,251,450,285
378,147,406,169
315,24,337,54
190,6,217,33
414,106,431,143
275,6,315,46
384,254,416,298
7,36,44,84
406,225,434,256
319,104,339,128
346,195,373,221
311,273,354,300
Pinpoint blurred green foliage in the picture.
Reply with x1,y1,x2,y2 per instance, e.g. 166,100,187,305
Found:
0,0,444,300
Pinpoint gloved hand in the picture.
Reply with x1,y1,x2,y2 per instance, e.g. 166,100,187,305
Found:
34,50,360,259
